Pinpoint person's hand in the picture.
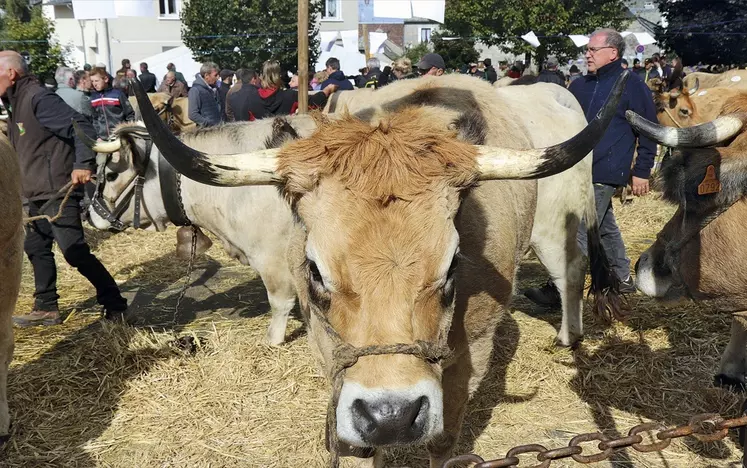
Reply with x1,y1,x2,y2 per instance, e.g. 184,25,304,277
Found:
631,176,649,196
71,169,92,186
322,84,338,96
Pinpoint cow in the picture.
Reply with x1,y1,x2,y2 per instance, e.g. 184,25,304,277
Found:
128,93,195,134
79,117,318,345
133,72,627,466
626,95,747,388
683,69,747,91
0,132,23,444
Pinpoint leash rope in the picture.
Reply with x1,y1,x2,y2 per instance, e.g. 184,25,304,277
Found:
23,182,76,224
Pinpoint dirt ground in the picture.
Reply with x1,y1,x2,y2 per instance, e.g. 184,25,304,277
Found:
2,194,744,468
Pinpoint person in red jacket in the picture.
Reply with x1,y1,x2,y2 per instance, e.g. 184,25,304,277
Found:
251,60,336,120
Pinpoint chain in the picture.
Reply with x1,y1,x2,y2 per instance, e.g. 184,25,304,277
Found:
442,413,747,468
173,224,198,324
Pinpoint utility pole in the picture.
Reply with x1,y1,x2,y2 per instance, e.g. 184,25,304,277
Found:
297,0,309,113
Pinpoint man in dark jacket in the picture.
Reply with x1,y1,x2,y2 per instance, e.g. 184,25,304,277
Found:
227,69,263,122
537,56,566,86
321,57,353,90
482,58,498,84
188,62,222,127
356,57,382,88
0,51,128,326
217,69,234,121
89,67,136,139
525,29,657,306
138,62,157,93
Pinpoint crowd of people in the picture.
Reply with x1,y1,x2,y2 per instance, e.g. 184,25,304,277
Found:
0,26,700,327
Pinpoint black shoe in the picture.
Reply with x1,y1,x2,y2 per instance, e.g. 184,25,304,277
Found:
619,276,637,294
102,307,134,325
524,280,562,307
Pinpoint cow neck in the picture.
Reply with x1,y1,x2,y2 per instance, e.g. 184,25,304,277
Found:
157,153,192,227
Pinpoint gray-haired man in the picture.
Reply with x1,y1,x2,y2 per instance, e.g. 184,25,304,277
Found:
55,66,92,118
188,62,222,127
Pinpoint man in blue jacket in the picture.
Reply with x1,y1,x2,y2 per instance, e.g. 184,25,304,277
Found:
525,28,658,306
321,57,353,91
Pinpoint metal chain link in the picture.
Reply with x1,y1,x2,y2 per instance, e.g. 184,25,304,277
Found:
442,413,747,468
173,225,198,324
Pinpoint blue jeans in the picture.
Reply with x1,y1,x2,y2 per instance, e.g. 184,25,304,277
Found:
576,183,631,281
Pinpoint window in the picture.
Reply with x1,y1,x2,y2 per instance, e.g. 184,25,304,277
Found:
322,0,341,20
159,0,179,17
420,28,431,43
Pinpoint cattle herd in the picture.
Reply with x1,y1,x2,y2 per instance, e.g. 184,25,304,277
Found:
0,66,746,466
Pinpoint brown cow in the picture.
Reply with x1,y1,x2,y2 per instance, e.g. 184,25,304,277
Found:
627,95,747,388
128,93,195,134
135,73,627,466
683,69,747,91
0,132,23,443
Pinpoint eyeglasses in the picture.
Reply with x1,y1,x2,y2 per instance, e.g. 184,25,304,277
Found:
585,46,615,54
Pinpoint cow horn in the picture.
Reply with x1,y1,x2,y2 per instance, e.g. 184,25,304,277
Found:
137,71,629,185
476,70,630,180
625,110,747,147
72,119,122,153
133,76,281,186
687,77,700,95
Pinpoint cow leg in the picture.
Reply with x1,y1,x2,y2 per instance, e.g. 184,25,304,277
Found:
716,311,747,390
257,263,297,346
0,231,22,442
531,222,586,347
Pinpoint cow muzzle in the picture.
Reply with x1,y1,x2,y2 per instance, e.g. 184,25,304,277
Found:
336,380,443,447
635,249,674,298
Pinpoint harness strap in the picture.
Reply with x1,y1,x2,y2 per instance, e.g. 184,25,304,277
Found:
158,153,192,226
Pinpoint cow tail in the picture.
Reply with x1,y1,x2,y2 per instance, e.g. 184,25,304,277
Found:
585,185,628,323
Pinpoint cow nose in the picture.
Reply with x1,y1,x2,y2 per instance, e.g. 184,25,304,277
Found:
351,396,429,445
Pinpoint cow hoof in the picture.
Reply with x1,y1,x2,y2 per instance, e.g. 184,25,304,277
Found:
554,333,583,349
265,331,285,347
714,374,747,392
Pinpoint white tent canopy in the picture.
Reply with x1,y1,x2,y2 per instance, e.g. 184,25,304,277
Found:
134,46,202,87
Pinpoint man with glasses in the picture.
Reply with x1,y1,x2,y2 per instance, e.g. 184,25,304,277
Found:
416,53,445,76
524,28,657,307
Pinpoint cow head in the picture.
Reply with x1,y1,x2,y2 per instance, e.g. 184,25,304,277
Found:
74,122,161,231
627,101,747,300
650,63,702,128
133,74,626,448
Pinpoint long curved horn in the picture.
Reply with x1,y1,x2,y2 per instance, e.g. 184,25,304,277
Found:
132,77,281,186
476,70,630,180
625,110,747,147
136,71,629,185
72,120,122,153
687,77,700,95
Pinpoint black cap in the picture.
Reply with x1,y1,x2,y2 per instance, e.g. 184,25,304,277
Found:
220,69,235,80
416,53,445,71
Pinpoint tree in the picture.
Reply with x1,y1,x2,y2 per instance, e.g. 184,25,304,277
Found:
1,7,68,80
403,42,431,66
432,31,479,70
655,0,746,65
181,0,322,73
444,0,630,66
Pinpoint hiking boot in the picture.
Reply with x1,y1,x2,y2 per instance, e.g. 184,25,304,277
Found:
102,307,135,325
13,310,62,327
619,276,637,294
524,280,561,308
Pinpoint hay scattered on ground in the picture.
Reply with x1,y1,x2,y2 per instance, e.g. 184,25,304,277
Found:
2,194,744,467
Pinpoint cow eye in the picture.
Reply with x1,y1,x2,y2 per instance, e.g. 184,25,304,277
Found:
105,172,119,182
308,259,324,287
442,255,459,305
679,108,690,116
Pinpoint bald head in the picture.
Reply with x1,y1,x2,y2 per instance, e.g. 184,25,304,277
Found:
0,51,28,97
0,51,28,76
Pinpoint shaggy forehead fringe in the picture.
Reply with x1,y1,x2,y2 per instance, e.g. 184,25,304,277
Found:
277,106,479,202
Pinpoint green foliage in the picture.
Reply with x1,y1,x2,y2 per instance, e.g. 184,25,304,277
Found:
181,0,322,73
432,31,478,70
403,42,430,66
0,0,31,22
655,0,746,65
444,0,630,65
1,7,67,81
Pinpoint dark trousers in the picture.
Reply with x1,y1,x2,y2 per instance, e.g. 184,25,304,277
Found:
24,196,127,312
576,183,631,281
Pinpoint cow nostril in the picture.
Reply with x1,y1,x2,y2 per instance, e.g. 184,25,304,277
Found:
351,396,430,445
